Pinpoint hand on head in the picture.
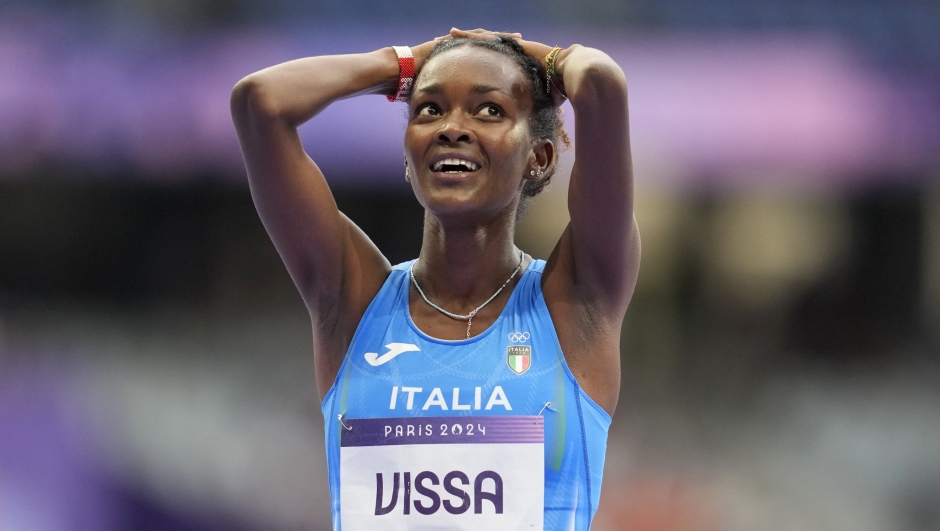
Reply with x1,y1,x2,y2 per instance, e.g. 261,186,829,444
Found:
446,28,568,107
413,28,557,76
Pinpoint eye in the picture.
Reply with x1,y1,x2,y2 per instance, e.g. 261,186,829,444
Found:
415,103,441,117
476,103,504,118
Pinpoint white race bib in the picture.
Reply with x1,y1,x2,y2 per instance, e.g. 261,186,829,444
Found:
340,416,544,531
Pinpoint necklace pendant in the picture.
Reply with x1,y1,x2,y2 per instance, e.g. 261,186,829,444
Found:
410,249,525,341
466,309,479,339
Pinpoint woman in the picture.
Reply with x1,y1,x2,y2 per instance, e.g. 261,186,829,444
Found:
231,28,639,531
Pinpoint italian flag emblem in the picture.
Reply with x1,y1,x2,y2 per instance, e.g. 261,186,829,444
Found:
507,346,532,375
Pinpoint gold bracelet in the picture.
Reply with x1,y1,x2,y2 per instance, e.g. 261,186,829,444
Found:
544,46,564,96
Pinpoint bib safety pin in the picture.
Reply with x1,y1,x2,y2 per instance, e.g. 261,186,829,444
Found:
337,414,352,431
535,402,552,424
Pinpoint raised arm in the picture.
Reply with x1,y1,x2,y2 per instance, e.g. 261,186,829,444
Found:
551,45,639,313
543,44,638,415
230,50,396,311
230,44,434,396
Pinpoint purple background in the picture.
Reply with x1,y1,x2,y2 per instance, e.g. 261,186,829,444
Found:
1,13,938,187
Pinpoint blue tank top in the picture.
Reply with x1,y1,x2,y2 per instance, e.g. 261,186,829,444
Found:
321,259,611,531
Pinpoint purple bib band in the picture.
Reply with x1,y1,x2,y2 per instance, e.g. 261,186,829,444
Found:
341,416,544,447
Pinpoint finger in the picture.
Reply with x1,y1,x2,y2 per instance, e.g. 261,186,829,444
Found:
451,30,489,41
492,31,523,40
450,27,521,41
464,29,491,36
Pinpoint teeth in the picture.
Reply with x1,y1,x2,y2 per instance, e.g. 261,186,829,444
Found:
432,158,480,172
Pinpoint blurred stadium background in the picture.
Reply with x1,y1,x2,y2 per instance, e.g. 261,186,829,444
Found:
2,0,940,529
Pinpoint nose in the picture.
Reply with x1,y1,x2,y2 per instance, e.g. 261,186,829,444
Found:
436,114,474,144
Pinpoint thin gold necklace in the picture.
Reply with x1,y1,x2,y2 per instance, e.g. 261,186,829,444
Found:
411,250,525,339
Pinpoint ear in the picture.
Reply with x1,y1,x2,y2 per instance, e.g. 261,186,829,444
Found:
525,139,555,181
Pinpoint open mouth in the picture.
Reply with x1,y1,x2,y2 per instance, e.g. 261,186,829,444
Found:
431,158,480,173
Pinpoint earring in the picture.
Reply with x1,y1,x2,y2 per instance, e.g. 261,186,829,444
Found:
405,158,411,182
529,170,536,176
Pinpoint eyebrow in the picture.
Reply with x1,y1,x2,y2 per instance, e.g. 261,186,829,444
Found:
414,84,512,97
471,84,508,96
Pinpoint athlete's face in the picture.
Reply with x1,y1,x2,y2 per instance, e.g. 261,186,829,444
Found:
404,47,544,222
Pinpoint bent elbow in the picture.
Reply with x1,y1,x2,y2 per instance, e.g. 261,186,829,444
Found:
582,56,628,97
230,73,280,125
565,47,628,105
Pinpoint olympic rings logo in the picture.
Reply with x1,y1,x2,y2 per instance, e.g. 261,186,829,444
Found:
508,331,530,343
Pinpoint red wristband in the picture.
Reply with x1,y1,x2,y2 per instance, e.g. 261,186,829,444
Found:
388,46,415,102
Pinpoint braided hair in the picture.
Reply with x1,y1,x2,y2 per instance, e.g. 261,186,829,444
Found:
416,37,570,218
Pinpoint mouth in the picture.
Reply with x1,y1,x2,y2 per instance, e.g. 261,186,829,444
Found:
430,158,481,174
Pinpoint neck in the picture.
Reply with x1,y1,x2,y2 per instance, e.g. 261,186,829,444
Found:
414,209,522,306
